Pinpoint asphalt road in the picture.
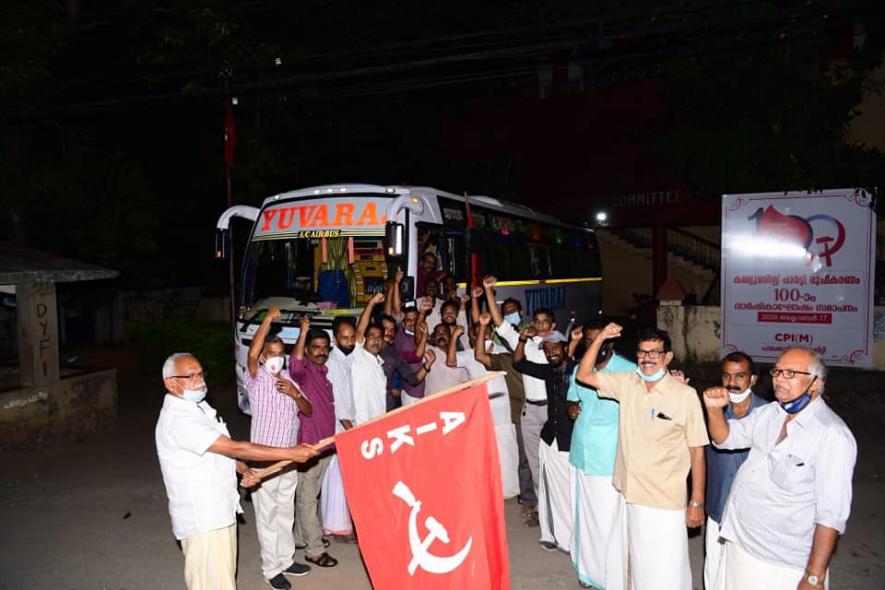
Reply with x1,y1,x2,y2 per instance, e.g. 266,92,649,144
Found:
0,370,882,590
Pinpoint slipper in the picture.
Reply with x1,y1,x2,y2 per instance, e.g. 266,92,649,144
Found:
304,552,338,568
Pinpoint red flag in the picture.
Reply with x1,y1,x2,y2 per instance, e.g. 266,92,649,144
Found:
224,99,237,167
336,381,511,590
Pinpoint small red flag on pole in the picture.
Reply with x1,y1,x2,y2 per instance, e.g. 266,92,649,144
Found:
224,98,238,168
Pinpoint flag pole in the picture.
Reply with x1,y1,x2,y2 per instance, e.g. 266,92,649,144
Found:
464,191,477,288
223,78,236,325
251,371,506,481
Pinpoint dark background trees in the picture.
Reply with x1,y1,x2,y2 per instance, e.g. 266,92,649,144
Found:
1,0,882,287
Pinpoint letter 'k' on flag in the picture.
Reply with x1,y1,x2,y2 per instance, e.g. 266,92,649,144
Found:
336,377,511,589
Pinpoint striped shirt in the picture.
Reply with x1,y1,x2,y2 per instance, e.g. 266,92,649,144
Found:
716,396,857,570
245,366,300,447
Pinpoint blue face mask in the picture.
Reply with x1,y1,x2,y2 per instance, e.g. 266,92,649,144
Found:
636,366,666,382
505,312,521,327
182,388,207,403
779,377,816,414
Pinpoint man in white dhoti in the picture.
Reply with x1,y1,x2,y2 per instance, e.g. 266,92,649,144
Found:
577,324,708,590
566,320,636,590
513,328,576,553
702,351,765,589
704,347,856,590
322,317,358,541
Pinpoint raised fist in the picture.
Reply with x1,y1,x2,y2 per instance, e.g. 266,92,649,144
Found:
601,322,623,340
482,275,497,289
702,386,730,409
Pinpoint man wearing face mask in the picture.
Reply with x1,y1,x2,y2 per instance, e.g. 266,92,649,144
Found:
702,351,765,589
577,324,709,590
565,320,636,590
704,348,856,590
245,307,314,589
156,353,318,590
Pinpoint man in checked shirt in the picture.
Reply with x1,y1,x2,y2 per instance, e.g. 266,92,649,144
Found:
704,347,857,590
246,307,313,590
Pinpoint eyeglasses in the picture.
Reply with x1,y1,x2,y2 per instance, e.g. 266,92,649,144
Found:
170,371,207,381
636,349,666,359
769,368,812,379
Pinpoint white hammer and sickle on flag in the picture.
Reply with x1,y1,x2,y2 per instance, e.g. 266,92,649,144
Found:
393,480,473,575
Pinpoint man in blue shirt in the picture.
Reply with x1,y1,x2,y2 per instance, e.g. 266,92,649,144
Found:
566,320,636,590
703,351,766,589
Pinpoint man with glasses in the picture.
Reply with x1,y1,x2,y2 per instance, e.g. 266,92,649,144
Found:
702,351,766,589
246,308,313,589
576,325,708,590
156,353,318,590
703,347,856,590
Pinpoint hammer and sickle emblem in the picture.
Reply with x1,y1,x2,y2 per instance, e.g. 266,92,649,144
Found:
392,481,473,575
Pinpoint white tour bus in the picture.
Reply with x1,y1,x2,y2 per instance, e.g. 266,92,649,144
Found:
216,183,602,413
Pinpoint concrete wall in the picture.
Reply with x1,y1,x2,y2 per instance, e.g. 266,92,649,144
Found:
0,369,117,449
659,305,885,370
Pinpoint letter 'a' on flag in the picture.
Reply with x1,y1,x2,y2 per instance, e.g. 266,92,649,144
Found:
336,377,511,590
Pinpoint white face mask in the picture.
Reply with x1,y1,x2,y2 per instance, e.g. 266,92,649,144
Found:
182,387,207,403
728,387,752,404
264,356,285,375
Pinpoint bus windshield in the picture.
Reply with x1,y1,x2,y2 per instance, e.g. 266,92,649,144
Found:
240,235,387,315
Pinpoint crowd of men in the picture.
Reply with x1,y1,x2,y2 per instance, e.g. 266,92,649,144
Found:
155,251,858,590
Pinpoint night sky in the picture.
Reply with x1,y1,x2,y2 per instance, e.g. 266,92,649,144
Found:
2,0,883,291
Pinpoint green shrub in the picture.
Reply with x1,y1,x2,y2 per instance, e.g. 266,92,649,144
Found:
130,320,234,387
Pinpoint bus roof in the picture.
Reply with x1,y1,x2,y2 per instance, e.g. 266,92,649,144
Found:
262,184,591,234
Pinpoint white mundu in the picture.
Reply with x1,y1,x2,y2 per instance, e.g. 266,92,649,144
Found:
715,540,830,590
626,503,691,590
456,349,519,499
537,439,572,552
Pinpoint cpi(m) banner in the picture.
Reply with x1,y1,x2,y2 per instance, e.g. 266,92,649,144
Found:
721,189,875,367
336,380,511,590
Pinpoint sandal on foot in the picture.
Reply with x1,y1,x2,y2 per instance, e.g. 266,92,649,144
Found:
295,538,330,550
304,552,338,568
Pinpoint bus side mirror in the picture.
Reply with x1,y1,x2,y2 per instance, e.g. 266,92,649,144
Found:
215,229,229,259
386,222,405,258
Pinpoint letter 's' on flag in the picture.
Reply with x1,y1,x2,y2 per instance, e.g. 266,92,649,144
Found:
336,380,511,589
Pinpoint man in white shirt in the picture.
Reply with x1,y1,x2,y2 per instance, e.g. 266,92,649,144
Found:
321,316,358,541
483,275,554,503
351,293,434,424
704,347,857,590
155,353,317,590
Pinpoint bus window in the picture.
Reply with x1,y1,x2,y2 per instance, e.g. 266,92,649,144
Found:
242,236,387,312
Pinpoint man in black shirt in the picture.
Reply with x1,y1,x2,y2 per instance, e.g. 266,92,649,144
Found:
513,329,575,553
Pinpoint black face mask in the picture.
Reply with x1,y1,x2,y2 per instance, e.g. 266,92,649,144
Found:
338,345,355,356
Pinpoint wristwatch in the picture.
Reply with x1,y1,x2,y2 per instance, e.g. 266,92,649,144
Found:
804,573,824,587
688,500,704,510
